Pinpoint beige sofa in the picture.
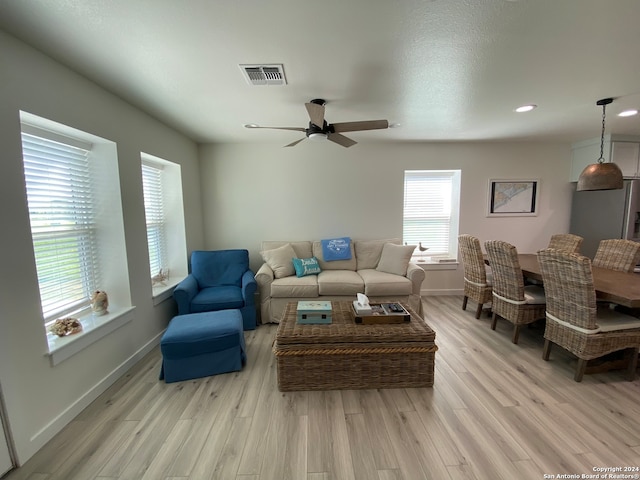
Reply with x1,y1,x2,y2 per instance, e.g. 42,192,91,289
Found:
255,238,425,324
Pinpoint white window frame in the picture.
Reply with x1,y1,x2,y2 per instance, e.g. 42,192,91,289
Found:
403,170,461,264
140,153,188,303
20,111,134,365
21,125,99,323
142,160,168,281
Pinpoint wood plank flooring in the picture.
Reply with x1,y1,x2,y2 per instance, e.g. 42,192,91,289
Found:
6,296,640,480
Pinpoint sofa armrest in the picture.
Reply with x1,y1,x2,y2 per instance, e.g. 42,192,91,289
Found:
241,270,257,305
173,274,198,315
255,263,274,299
406,262,426,296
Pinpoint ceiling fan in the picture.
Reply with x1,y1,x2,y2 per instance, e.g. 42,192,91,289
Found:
245,98,389,148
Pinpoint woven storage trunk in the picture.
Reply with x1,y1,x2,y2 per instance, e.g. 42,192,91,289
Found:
273,301,437,391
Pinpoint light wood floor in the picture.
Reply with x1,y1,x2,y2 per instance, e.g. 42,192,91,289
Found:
6,296,640,480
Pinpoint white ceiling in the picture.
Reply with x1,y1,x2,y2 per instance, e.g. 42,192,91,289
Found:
1,0,640,146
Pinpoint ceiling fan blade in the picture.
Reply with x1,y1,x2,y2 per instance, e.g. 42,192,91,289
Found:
250,126,306,132
305,102,325,127
284,137,307,148
331,119,389,133
328,133,357,148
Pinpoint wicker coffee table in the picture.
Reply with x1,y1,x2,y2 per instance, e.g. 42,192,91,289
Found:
273,300,437,391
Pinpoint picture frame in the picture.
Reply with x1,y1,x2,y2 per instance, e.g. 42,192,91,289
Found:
487,179,539,217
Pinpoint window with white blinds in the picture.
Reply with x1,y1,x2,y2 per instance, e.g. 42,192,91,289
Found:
403,170,461,258
21,129,99,324
141,161,167,279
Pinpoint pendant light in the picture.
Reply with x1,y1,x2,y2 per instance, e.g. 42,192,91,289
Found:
576,98,624,191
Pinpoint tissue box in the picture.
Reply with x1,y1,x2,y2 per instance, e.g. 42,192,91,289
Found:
297,301,332,324
352,300,372,315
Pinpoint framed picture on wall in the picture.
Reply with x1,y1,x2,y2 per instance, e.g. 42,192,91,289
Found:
487,179,539,217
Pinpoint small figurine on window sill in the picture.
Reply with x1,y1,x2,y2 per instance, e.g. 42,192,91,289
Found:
152,268,168,286
417,242,429,262
90,290,109,316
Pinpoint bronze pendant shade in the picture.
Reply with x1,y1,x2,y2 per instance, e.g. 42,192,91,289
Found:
576,161,624,191
576,98,624,191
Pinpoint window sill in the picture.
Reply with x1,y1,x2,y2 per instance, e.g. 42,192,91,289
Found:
46,306,136,366
412,257,459,270
151,277,180,306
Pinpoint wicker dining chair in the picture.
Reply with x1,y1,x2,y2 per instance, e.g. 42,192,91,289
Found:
458,234,492,319
548,233,583,253
537,248,640,382
592,239,640,273
484,240,546,344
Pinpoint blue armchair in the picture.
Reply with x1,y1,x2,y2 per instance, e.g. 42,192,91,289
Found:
173,249,257,330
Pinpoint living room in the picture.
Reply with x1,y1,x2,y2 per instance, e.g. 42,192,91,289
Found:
1,1,640,477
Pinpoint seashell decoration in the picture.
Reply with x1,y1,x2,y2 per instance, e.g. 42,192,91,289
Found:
90,290,109,316
49,317,83,337
151,268,168,286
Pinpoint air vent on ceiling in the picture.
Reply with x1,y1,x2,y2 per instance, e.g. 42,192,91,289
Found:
239,64,287,86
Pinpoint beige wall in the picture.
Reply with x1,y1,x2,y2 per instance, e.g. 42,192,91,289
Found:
199,141,573,294
0,30,204,463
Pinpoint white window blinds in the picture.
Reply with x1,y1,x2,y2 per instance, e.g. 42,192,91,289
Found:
403,170,460,257
142,161,167,279
21,129,99,324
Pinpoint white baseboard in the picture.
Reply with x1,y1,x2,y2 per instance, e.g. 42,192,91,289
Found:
25,331,164,464
421,289,464,296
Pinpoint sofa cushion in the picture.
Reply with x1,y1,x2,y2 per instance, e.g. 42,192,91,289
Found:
292,256,322,277
376,243,416,276
262,241,313,259
313,241,357,271
261,243,297,279
271,275,319,298
359,269,413,296
317,270,364,295
354,238,401,270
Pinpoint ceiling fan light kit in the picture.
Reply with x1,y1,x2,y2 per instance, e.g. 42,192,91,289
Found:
308,132,328,141
576,97,624,191
248,98,389,148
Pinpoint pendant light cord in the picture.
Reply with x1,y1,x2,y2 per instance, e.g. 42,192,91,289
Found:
598,103,606,164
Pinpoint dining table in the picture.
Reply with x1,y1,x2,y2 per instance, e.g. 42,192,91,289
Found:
516,253,640,308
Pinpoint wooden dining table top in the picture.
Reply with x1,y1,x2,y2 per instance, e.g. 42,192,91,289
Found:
516,253,640,309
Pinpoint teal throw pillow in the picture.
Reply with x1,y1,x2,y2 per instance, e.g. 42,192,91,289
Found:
293,257,322,277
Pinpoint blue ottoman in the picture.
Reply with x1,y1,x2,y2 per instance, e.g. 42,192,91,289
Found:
159,309,246,383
